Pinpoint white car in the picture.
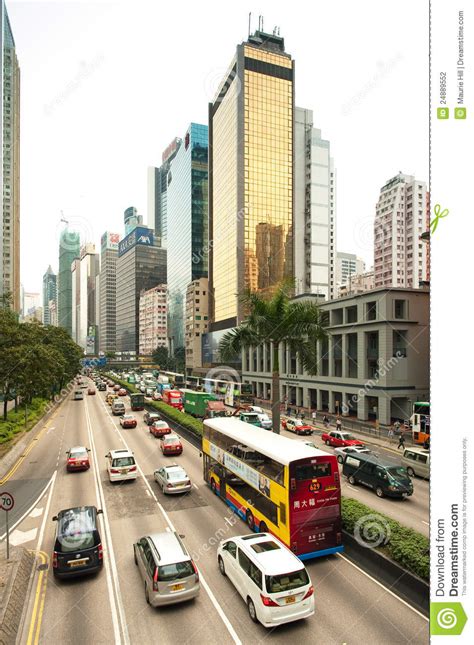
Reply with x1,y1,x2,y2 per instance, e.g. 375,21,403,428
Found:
105,449,138,482
334,445,371,463
248,406,264,415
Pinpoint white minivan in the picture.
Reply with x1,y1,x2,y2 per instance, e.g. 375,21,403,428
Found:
217,533,314,628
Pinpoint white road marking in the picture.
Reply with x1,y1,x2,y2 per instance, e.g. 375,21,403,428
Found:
9,528,38,546
421,520,429,525
29,507,43,519
85,400,130,645
193,483,199,490
145,489,151,497
46,427,55,435
98,396,242,645
0,474,55,542
337,554,429,621
33,470,57,554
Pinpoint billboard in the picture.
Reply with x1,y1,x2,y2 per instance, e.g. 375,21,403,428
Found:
118,226,154,257
101,231,120,252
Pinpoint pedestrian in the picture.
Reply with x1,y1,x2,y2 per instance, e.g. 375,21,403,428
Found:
388,426,394,442
397,431,406,450
286,405,291,416
323,414,329,428
336,417,342,431
311,410,317,424
394,420,401,435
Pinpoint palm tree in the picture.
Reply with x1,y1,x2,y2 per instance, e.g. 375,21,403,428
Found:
218,281,328,433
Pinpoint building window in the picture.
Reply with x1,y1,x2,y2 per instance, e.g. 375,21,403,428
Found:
394,299,407,319
366,301,377,321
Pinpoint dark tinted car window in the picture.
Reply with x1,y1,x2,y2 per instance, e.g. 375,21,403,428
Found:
158,561,194,580
56,507,98,553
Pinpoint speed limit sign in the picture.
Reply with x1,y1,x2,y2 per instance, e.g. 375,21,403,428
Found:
0,492,14,511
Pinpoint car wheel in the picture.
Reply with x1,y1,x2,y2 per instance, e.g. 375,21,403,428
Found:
337,455,343,464
259,522,268,534
376,486,384,498
145,582,150,604
407,467,415,478
247,598,258,623
348,475,357,485
325,440,330,446
211,479,216,494
218,556,226,576
246,511,255,531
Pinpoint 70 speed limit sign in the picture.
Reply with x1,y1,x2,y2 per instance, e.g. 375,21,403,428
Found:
0,492,14,511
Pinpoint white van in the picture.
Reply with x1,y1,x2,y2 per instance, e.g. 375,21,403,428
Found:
217,533,314,628
111,400,125,416
401,447,430,479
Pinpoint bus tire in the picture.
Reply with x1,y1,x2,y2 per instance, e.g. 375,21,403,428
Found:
246,511,255,531
259,522,268,534
218,556,226,576
247,598,258,623
407,467,415,478
211,479,216,494
348,475,356,485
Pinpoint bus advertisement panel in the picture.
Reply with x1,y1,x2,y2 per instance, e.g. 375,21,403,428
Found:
410,401,430,446
202,417,343,560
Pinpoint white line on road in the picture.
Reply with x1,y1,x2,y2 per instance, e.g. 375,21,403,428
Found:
29,507,43,519
193,483,199,490
9,528,38,546
85,399,130,645
0,474,55,541
33,470,57,555
98,396,242,645
421,520,429,525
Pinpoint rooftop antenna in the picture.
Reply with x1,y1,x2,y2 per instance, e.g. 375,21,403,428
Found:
60,210,68,225
248,12,251,38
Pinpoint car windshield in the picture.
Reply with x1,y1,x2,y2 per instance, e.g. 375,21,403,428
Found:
265,568,310,593
154,422,167,428
294,420,303,425
123,415,134,420
341,433,354,440
112,457,134,467
158,561,194,581
388,466,409,479
167,469,186,481
164,436,179,444
70,450,87,459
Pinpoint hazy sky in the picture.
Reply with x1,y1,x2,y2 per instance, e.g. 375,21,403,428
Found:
8,0,429,293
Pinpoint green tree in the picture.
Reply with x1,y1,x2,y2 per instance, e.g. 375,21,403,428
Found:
0,307,22,419
174,346,186,375
152,346,170,370
218,281,328,433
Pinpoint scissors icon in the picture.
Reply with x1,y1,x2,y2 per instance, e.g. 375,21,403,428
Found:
430,204,449,234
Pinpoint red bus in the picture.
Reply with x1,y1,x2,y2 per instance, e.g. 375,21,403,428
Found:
162,389,183,411
202,417,343,559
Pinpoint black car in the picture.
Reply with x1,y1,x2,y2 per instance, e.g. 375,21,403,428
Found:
52,506,104,578
143,411,162,425
98,382,107,391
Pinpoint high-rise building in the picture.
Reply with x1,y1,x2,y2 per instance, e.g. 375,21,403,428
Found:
1,2,20,311
139,285,167,356
374,173,429,288
23,291,40,316
167,123,208,351
71,243,99,353
336,252,365,287
116,226,167,355
48,298,58,326
209,29,294,329
99,231,119,353
71,258,80,341
185,277,209,372
42,265,57,325
147,137,181,244
58,228,80,334
294,108,336,299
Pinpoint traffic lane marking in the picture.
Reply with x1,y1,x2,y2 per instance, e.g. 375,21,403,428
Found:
26,551,48,645
0,476,54,542
9,527,38,546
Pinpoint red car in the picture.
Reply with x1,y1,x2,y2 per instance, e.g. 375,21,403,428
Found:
66,446,90,471
113,384,121,392
282,418,313,435
88,388,96,396
150,420,172,438
321,430,364,448
120,414,137,428
160,434,183,455
118,388,127,397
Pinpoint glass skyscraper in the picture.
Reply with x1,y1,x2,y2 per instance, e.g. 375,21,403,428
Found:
147,137,181,245
209,30,294,329
58,228,80,334
42,265,57,325
166,123,208,352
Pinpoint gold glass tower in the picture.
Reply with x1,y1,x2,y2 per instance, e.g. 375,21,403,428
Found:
209,30,294,328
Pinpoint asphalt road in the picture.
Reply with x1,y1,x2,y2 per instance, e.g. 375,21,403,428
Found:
2,380,428,644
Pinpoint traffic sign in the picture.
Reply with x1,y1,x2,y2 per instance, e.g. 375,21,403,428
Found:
0,491,14,511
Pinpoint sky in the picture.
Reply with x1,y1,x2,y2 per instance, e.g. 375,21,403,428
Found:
8,0,429,293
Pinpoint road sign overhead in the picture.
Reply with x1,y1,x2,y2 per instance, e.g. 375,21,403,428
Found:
0,492,15,511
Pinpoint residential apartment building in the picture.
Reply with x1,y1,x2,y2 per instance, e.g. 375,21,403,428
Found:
374,173,429,288
99,231,119,353
209,29,294,331
242,287,429,426
185,277,209,372
294,108,336,299
1,2,20,311
338,269,375,298
139,284,167,356
336,252,365,287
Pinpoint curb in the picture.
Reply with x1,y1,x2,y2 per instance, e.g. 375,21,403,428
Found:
342,531,429,616
0,547,35,643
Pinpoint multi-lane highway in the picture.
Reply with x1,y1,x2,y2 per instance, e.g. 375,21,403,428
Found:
1,379,428,644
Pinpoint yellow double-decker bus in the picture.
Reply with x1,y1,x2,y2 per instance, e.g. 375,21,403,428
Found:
202,417,343,560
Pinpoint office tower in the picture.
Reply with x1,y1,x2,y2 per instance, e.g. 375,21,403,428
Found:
71,244,99,353
294,107,336,299
42,265,57,324
167,123,208,351
58,228,80,334
1,2,20,311
124,206,143,236
48,299,58,326
139,285,167,356
147,137,181,244
209,29,294,329
374,173,429,288
185,277,209,372
336,252,365,286
99,231,119,353
71,258,80,341
116,226,167,355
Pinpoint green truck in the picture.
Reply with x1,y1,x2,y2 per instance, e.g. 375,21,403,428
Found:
182,389,219,417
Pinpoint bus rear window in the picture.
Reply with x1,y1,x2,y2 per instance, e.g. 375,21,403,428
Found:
295,462,332,480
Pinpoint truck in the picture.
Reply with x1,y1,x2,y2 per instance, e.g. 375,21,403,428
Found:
182,389,218,417
205,400,227,419
156,381,172,395
162,389,183,411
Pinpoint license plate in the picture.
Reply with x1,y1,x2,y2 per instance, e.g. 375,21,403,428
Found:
171,583,184,592
122,469,129,474
69,558,88,568
285,596,296,604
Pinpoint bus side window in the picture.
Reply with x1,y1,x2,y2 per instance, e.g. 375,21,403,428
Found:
279,502,287,525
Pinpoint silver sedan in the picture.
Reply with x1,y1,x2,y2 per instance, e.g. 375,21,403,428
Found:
154,465,192,494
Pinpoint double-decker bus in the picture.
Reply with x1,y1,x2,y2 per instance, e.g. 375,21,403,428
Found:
130,393,145,411
410,401,430,447
202,417,343,560
161,371,186,388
